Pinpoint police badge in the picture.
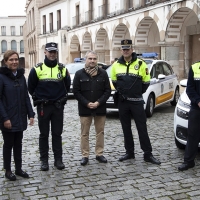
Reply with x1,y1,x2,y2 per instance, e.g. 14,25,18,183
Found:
57,73,62,79
134,64,139,70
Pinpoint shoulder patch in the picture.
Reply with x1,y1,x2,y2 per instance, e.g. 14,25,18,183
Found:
58,63,65,69
35,62,43,68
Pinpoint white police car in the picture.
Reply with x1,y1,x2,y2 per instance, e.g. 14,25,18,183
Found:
66,60,109,95
106,53,180,117
65,62,85,95
173,79,192,149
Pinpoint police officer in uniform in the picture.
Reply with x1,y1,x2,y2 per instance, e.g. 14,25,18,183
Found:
111,39,161,165
28,42,71,171
178,61,200,171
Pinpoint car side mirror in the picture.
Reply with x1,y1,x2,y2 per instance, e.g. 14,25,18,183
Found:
180,79,187,87
158,74,165,79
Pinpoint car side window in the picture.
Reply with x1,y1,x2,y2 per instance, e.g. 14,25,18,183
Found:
163,63,172,76
150,65,156,78
154,63,164,78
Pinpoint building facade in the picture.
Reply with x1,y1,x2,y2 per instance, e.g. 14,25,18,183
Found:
24,0,200,78
0,16,26,67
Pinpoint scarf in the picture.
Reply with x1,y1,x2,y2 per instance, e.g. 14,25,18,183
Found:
44,56,58,68
85,65,98,77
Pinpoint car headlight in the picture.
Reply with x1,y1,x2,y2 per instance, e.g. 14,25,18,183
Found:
177,107,189,119
177,99,190,109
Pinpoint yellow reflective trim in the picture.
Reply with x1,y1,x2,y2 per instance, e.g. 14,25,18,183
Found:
156,91,173,105
109,78,116,90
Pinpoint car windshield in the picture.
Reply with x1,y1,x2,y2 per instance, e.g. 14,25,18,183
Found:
66,63,85,74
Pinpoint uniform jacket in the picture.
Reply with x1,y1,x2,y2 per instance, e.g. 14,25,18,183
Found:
111,52,150,104
0,67,35,132
186,62,200,109
28,57,71,102
73,67,111,116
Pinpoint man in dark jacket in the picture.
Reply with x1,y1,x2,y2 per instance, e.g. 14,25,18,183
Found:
178,61,200,171
73,50,111,166
28,42,71,171
111,39,161,165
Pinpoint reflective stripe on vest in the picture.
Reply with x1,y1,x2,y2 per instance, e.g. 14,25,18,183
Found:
34,63,66,81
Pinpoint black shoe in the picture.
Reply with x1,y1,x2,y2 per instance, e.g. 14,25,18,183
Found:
54,160,65,170
96,155,107,163
80,157,88,166
41,160,49,171
144,155,161,165
5,172,16,181
15,170,29,178
178,162,195,171
119,153,135,162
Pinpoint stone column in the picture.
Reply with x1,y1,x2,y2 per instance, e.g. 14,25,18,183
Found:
184,35,191,78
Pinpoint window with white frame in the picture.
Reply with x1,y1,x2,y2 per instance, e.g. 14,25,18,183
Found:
20,40,24,53
1,40,7,53
20,26,23,36
11,40,17,51
11,26,15,36
1,26,6,36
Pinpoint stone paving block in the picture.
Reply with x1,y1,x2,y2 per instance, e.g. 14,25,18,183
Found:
29,195,47,199
104,194,124,200
23,191,38,197
0,195,9,200
21,186,38,192
170,193,189,200
57,194,75,200
187,190,200,197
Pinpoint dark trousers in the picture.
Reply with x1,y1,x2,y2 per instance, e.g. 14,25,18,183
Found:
2,131,23,170
184,108,200,164
118,101,152,157
37,104,64,161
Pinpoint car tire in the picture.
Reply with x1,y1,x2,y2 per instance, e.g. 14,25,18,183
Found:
170,87,179,106
175,137,185,149
145,94,154,118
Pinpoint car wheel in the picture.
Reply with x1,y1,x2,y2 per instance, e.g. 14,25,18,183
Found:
170,87,180,106
175,137,185,149
145,94,154,118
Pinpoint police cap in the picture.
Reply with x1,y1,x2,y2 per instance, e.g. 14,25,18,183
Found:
45,42,58,51
121,39,132,49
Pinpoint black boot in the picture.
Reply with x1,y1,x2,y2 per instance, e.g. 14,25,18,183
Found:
41,160,49,171
54,160,65,170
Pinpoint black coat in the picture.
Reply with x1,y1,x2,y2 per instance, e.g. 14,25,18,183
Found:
73,68,111,116
0,67,35,132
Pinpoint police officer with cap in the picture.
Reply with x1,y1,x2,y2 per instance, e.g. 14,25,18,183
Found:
28,42,71,171
111,39,161,165
178,61,200,171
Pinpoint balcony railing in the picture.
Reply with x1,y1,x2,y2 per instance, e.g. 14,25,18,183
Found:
11,32,15,36
85,10,93,22
72,14,81,28
57,20,61,30
1,32,6,36
71,0,170,30
43,25,46,34
49,22,53,32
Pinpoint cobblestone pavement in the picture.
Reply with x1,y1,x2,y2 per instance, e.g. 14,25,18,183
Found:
1,94,200,200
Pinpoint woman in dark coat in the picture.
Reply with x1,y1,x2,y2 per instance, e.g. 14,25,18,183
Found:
0,50,35,181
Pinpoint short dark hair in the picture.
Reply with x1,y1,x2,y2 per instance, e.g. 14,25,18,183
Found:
85,50,98,59
3,50,19,62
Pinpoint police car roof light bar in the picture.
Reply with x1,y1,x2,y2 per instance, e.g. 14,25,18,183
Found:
142,52,158,58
